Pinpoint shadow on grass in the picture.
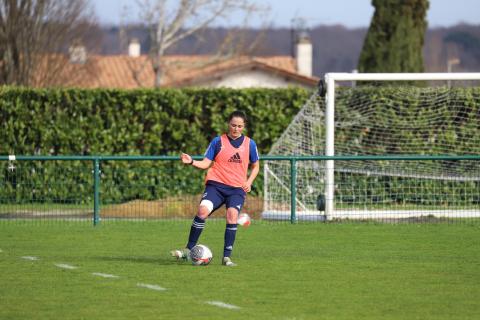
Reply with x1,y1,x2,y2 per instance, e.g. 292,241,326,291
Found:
94,255,191,266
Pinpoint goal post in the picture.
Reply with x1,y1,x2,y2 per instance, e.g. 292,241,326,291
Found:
263,72,480,222
324,72,480,219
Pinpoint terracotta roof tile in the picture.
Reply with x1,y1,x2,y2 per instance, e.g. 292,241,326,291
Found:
36,54,316,89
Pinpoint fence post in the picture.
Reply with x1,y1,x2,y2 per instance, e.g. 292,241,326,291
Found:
290,158,297,224
93,158,100,226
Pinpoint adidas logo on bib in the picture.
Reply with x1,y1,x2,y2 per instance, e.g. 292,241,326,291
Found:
228,152,242,163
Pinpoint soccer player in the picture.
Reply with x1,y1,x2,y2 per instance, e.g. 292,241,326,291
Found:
171,110,260,266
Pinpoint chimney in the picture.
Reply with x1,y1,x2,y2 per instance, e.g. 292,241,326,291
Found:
128,38,141,57
295,32,312,77
69,42,87,64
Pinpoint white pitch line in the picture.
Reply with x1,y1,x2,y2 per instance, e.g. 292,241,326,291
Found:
206,301,241,310
54,263,78,270
137,283,167,291
21,256,39,261
92,272,119,279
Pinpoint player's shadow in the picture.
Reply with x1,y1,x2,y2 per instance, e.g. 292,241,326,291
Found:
94,255,189,266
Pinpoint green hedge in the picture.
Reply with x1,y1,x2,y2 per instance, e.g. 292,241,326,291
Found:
0,87,310,155
336,171,480,207
335,86,480,155
0,87,310,203
1,86,479,206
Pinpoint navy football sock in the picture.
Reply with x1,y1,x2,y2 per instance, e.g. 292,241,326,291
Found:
187,216,205,250
223,223,238,257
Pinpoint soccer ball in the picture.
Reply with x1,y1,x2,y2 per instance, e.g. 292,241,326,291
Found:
237,213,251,227
189,244,213,266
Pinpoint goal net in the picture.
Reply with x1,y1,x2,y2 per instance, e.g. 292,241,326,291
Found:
263,73,480,221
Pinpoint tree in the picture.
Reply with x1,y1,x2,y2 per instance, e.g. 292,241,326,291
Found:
0,0,96,86
358,0,429,73
131,0,268,87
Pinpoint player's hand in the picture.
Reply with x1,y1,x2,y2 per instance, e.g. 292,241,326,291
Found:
180,153,192,165
242,182,252,193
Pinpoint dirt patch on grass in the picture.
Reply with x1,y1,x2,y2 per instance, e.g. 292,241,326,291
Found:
101,195,264,219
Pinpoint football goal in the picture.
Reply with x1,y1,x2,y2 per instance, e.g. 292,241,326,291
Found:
263,72,480,221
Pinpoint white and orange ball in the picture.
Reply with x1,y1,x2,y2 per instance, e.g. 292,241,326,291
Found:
237,213,251,227
189,244,213,266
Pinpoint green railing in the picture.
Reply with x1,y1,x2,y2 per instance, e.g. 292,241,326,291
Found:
1,155,479,224
264,155,480,223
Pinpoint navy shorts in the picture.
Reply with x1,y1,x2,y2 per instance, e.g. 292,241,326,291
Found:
201,181,246,215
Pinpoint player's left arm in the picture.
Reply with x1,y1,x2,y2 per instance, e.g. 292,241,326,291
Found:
242,139,260,193
243,161,260,193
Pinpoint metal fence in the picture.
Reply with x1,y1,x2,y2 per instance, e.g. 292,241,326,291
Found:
1,155,479,224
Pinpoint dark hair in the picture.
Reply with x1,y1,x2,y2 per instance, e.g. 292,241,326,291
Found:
227,110,247,124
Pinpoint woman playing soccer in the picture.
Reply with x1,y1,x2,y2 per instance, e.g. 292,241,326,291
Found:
171,110,260,266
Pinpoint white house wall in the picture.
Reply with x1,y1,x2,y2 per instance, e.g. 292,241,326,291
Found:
202,69,312,89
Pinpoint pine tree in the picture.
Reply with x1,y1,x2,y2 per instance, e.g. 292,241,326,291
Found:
358,0,429,73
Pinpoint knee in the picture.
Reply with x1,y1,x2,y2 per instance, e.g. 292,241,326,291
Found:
197,205,210,220
226,208,239,224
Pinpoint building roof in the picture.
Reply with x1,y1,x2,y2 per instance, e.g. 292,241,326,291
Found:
167,56,319,87
37,54,319,89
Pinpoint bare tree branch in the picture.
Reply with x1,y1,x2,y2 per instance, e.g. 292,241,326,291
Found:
128,0,270,87
0,0,97,86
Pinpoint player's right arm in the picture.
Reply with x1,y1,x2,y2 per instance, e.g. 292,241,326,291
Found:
180,136,219,170
180,153,212,169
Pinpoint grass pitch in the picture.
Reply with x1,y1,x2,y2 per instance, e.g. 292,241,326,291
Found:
0,220,479,319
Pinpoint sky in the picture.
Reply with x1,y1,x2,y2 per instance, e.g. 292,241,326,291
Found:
93,0,480,28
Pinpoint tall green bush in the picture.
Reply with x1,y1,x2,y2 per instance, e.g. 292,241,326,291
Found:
358,0,429,73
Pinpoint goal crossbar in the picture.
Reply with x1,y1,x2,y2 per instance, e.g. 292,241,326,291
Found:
326,72,480,82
